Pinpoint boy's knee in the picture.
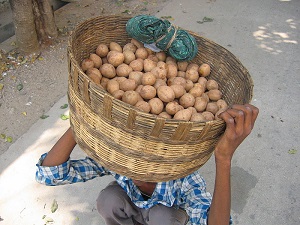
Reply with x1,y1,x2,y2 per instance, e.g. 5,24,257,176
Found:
96,182,126,216
148,205,188,225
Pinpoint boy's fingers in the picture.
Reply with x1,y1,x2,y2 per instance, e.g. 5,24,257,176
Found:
219,104,259,130
245,104,259,126
232,104,259,129
218,110,231,122
226,108,245,135
231,104,251,128
218,110,235,134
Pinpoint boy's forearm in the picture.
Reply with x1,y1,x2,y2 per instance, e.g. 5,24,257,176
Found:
207,159,231,225
41,127,77,166
204,104,258,224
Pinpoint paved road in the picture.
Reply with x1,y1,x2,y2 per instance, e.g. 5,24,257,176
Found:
0,0,299,224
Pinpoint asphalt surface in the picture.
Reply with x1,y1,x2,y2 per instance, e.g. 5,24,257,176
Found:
0,0,299,224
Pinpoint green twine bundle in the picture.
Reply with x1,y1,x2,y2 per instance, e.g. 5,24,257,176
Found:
126,15,198,61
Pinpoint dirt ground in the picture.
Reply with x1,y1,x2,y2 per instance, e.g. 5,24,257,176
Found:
0,0,172,155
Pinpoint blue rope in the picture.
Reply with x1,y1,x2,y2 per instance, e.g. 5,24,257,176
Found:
126,15,198,61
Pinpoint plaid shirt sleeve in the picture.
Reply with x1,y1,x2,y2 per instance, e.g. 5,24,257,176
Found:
181,172,233,225
181,172,212,225
35,153,110,186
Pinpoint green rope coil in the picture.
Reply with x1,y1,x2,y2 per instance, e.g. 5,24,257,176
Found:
126,15,198,61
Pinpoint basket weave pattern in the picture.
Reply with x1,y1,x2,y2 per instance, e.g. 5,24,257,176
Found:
67,15,253,182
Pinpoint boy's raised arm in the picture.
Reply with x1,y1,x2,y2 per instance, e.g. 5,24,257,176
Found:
41,127,77,166
207,104,259,225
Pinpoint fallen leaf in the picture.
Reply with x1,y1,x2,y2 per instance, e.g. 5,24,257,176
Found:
60,104,68,109
5,136,13,143
42,215,46,219
20,59,28,65
161,16,174,21
51,199,58,213
288,149,297,154
122,9,132,14
203,16,214,22
44,216,54,223
75,216,80,221
22,111,27,116
197,16,214,24
40,115,49,119
0,83,4,90
17,83,23,91
60,114,70,120
0,134,6,139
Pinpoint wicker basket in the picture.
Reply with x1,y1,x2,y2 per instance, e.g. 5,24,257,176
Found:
67,15,253,182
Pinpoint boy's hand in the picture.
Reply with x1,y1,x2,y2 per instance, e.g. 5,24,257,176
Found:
214,104,259,164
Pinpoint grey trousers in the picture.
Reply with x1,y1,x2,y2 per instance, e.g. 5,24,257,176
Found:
96,181,189,225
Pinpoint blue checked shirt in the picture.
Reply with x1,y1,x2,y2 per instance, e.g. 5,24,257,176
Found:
36,153,232,225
